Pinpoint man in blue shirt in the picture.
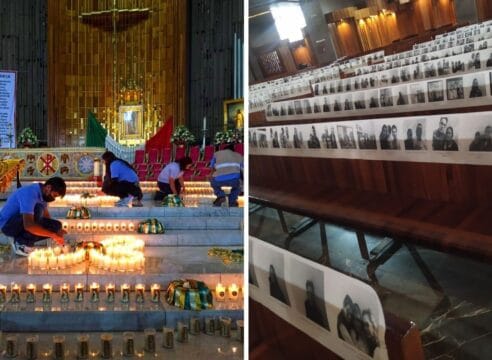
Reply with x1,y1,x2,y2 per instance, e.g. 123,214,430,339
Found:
156,156,192,200
210,144,243,207
101,151,143,207
0,177,67,256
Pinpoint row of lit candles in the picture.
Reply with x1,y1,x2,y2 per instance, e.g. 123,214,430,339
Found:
88,249,145,272
0,283,162,304
62,221,136,233
51,195,120,207
215,283,240,301
3,318,243,359
28,248,86,270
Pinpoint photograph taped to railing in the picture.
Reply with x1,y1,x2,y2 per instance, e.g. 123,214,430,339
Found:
250,236,389,360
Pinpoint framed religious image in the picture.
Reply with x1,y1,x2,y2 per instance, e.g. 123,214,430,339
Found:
446,77,464,100
223,98,244,129
119,105,143,140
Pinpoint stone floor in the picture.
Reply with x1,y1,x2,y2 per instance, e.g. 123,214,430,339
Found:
250,205,492,360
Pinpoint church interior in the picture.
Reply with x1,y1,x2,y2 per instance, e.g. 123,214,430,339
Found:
0,0,244,357
249,0,492,359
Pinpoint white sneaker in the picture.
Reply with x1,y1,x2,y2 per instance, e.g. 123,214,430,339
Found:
14,243,34,257
115,196,132,207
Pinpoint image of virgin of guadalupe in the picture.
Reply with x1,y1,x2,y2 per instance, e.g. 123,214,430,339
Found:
337,295,380,357
269,265,289,305
304,280,330,330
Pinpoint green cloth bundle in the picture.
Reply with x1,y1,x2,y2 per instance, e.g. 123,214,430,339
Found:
162,194,184,207
166,279,213,311
66,206,91,219
137,218,165,234
208,247,243,264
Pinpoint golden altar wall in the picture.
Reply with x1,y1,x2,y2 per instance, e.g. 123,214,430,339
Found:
47,0,188,147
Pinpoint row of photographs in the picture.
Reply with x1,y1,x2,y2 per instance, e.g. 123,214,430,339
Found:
266,71,492,121
313,48,492,96
346,34,492,78
253,111,492,154
426,20,492,44
250,237,388,360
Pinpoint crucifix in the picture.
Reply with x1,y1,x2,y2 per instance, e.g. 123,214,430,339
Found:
79,0,151,141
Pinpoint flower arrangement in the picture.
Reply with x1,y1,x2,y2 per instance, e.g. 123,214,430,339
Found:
214,128,243,145
171,126,195,145
18,127,39,147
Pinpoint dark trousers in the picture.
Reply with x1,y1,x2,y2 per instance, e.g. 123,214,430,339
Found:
211,177,241,205
103,180,143,200
1,203,62,246
155,180,181,201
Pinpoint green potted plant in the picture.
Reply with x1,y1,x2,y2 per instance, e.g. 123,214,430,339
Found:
17,127,39,148
171,126,195,146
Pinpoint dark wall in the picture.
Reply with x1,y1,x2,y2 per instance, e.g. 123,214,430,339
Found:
188,0,244,142
0,0,47,145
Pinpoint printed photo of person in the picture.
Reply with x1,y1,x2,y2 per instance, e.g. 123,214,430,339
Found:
469,125,492,151
379,124,400,150
432,116,459,151
379,88,393,107
337,295,380,358
270,128,280,148
410,83,426,104
293,127,304,149
343,94,353,111
321,126,338,149
307,125,321,149
354,92,366,110
396,86,409,106
428,80,445,102
303,99,313,114
424,62,437,78
257,128,269,148
313,99,321,113
294,100,303,115
337,125,357,149
356,123,377,150
446,77,464,100
368,90,379,108
403,119,427,150
333,96,342,112
413,64,423,80
279,127,292,148
322,97,331,112
249,130,258,148
465,74,486,98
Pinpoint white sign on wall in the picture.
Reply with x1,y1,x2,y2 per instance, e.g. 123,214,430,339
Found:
0,71,16,148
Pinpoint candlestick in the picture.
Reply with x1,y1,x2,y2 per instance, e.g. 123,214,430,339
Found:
205,317,215,335
0,284,6,303
144,328,157,353
220,317,232,337
90,282,100,302
10,283,20,303
150,284,161,303
228,283,239,301
215,283,226,302
123,332,135,357
26,335,39,360
162,327,174,349
121,284,130,303
177,322,189,343
135,283,145,303
53,335,65,360
60,283,70,303
75,283,84,302
77,334,89,360
190,317,201,335
26,283,36,303
42,283,53,303
5,334,18,358
100,333,113,359
105,283,115,303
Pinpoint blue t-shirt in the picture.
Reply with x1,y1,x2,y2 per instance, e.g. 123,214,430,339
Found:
0,183,46,229
110,160,138,183
157,162,182,184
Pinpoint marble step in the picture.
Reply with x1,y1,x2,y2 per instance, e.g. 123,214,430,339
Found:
0,246,243,287
48,206,243,219
0,296,243,332
0,230,243,247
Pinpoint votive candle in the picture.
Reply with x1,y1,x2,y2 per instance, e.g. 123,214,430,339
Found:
135,283,145,303
75,283,84,302
105,283,115,303
42,283,52,303
150,284,161,303
60,283,70,303
90,282,100,302
26,283,36,303
121,283,130,303
215,283,226,301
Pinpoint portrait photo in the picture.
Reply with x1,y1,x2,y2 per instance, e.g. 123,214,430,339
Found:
368,90,380,108
257,128,269,148
343,93,353,111
286,257,330,331
292,127,305,149
410,83,427,104
321,126,338,149
403,118,427,150
379,88,394,107
379,123,400,150
427,80,445,102
279,126,293,148
464,73,486,98
307,125,322,149
354,92,366,110
356,122,377,150
469,124,492,151
446,77,464,100
395,86,409,106
431,116,459,151
337,125,357,149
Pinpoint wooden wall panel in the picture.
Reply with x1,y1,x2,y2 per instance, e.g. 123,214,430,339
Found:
250,155,492,206
0,0,47,145
47,0,187,147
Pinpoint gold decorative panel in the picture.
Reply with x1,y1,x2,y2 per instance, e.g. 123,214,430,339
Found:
47,0,187,147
